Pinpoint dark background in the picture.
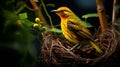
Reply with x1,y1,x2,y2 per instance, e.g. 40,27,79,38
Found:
44,0,113,27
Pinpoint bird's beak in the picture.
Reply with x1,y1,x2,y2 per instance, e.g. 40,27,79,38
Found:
51,10,59,13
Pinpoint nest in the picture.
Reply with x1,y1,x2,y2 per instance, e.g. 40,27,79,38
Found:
41,27,120,67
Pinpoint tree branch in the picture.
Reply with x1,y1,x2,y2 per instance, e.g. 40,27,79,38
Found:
96,0,108,33
112,0,117,24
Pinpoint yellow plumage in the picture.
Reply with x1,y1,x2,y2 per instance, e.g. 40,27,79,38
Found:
52,7,103,54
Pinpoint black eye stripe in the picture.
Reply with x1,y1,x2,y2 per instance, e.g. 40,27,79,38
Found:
60,10,64,12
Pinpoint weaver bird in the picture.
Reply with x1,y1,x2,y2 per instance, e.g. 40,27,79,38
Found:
51,7,103,54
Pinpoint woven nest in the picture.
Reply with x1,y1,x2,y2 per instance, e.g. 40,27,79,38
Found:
41,27,120,67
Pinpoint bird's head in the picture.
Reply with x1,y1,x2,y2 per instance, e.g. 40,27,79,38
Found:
51,7,73,19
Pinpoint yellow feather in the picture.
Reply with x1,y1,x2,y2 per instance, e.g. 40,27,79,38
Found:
54,7,103,54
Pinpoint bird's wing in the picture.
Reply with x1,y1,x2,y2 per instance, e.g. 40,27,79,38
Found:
67,19,92,41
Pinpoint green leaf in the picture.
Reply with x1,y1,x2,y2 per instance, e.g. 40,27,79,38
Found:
22,19,34,27
81,21,93,28
82,13,109,19
3,10,18,21
18,12,28,20
2,10,19,31
82,13,98,19
41,26,48,30
116,5,120,11
46,4,55,7
49,28,62,33
34,0,39,2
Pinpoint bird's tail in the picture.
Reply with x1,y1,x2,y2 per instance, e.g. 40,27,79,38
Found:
89,41,103,54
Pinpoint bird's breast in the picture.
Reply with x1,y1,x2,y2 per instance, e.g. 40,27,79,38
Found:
60,20,79,43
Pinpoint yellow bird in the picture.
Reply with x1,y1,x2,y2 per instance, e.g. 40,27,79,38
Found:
51,7,103,54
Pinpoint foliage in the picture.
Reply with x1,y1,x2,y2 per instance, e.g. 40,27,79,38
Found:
114,4,120,32
18,12,28,19
0,0,37,67
82,13,99,19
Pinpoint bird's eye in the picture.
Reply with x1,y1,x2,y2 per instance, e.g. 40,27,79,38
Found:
60,10,70,13
60,10,65,12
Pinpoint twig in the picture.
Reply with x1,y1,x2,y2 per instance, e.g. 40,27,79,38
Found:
29,0,39,10
16,2,34,14
96,0,108,33
16,4,26,14
112,0,117,24
40,0,54,28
